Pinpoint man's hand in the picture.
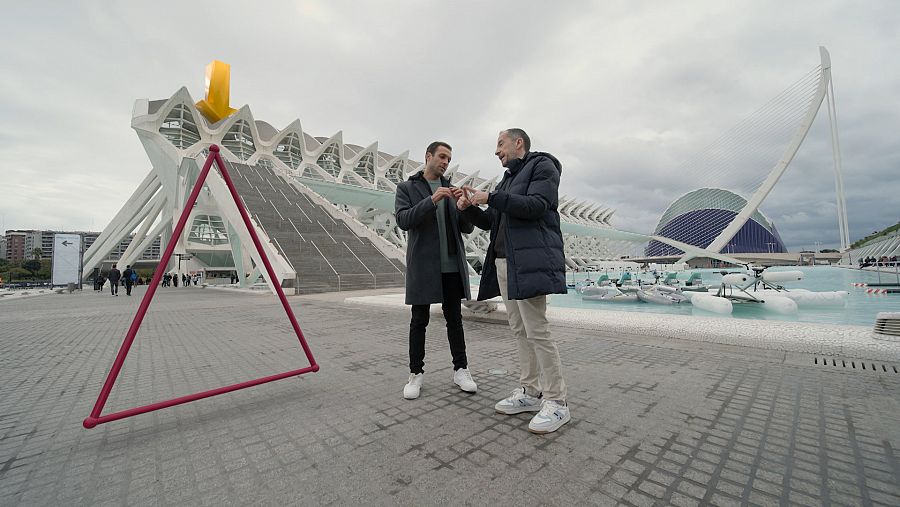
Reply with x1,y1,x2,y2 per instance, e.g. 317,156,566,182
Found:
457,194,471,210
462,185,490,206
431,186,456,204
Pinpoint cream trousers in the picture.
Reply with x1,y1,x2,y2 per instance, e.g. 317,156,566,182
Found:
495,258,567,401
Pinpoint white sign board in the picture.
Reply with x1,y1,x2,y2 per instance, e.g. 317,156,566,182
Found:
52,233,82,286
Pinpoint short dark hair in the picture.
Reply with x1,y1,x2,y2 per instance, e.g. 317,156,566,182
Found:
503,128,531,151
426,141,452,156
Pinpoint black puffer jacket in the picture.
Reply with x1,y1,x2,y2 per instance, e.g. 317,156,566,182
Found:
395,171,474,305
465,152,567,301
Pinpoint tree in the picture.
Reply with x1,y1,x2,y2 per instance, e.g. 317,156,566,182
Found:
819,248,839,253
37,260,52,279
7,267,32,281
31,247,43,260
23,259,42,274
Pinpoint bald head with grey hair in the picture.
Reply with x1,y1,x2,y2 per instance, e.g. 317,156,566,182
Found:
502,128,531,151
495,128,531,168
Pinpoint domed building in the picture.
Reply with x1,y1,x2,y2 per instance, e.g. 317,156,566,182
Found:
645,188,787,257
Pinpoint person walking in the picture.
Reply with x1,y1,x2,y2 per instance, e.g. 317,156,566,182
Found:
459,128,570,434
122,265,135,296
107,264,121,297
395,141,477,400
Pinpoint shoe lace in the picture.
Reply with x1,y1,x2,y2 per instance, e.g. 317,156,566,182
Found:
512,387,541,400
539,400,561,416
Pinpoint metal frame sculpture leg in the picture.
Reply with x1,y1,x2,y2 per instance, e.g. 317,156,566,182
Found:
83,145,318,429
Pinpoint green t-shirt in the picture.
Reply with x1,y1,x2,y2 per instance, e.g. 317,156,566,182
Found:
428,179,460,273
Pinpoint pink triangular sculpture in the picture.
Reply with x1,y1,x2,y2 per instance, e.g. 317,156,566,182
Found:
84,145,318,429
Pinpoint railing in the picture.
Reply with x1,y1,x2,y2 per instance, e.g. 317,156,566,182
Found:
308,240,338,277
292,271,405,294
317,221,338,243
287,218,305,241
342,241,374,277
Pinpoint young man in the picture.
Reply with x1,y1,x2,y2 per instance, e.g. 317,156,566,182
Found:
107,264,121,297
394,141,477,400
459,129,571,434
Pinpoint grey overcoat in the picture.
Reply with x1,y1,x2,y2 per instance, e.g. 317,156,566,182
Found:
395,171,474,305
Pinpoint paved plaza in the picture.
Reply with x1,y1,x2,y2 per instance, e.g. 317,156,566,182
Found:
1,286,900,506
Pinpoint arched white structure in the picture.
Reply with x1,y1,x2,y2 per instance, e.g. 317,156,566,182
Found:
661,46,848,262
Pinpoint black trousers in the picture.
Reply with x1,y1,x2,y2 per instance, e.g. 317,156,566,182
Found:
124,281,133,295
409,272,467,374
109,280,118,295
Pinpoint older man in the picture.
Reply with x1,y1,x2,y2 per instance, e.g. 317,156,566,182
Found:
395,141,477,400
460,128,570,434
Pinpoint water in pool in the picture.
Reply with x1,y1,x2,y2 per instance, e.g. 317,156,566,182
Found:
475,266,900,327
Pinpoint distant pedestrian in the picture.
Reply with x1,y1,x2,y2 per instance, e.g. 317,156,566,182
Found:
172,273,178,287
122,265,135,296
107,264,121,296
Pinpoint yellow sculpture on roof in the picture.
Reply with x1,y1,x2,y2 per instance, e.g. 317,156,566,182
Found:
195,60,238,123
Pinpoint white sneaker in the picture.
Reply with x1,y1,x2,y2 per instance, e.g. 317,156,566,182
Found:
403,373,424,400
528,400,571,434
494,387,542,415
453,368,477,393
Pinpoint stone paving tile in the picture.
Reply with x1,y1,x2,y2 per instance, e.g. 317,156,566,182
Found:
1,286,900,506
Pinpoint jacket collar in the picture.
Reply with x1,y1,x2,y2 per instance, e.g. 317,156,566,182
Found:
409,170,449,186
504,151,531,176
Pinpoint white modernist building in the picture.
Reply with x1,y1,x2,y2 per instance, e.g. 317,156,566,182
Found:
81,83,628,289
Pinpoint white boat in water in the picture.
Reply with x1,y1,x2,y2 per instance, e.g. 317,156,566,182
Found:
744,288,848,307
636,286,690,305
581,285,639,302
687,267,848,314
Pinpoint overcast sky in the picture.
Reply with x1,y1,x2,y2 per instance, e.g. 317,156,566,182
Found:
2,1,898,251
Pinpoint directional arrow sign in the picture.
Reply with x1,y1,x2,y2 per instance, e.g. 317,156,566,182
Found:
52,233,81,286
195,60,238,123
